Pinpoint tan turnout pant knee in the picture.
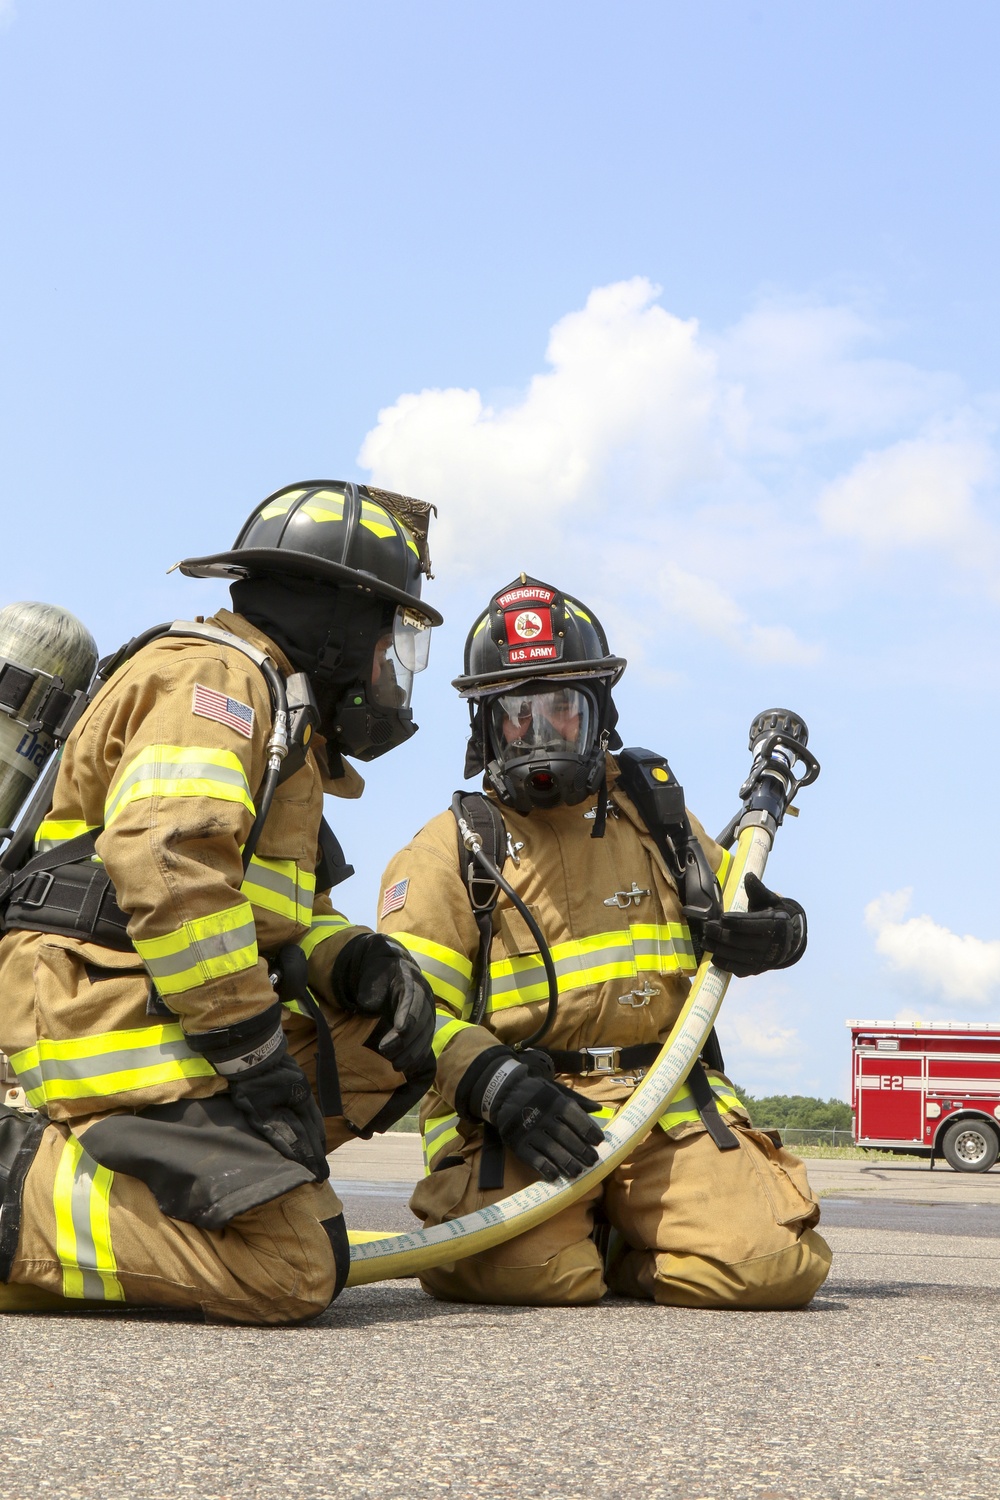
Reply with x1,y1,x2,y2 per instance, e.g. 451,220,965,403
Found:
6,1119,343,1324
410,1121,831,1310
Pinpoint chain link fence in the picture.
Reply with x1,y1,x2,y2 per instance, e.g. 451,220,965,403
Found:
755,1126,854,1146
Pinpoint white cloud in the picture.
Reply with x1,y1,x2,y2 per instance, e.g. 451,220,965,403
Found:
718,987,807,1096
651,562,821,665
718,301,960,452
726,1007,800,1059
865,888,1000,1006
819,431,995,549
358,276,1000,667
359,277,723,562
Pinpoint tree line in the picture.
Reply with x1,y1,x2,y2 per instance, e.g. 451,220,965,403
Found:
732,1088,853,1132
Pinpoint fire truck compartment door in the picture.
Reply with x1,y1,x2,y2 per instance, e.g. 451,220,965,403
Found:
857,1053,923,1143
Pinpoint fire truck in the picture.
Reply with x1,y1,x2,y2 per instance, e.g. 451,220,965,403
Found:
849,1019,1000,1172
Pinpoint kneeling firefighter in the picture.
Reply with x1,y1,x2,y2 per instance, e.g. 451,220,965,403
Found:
377,575,832,1308
0,482,440,1324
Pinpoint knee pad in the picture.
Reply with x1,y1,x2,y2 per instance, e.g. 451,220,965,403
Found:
321,1213,350,1303
0,1106,48,1282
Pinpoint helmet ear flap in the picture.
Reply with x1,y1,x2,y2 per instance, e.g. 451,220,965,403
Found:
464,704,487,778
606,694,623,753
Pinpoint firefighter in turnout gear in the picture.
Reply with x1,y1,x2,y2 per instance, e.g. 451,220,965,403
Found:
378,575,832,1308
0,482,440,1323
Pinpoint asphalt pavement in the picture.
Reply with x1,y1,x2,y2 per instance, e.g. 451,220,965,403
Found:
3,1142,1000,1500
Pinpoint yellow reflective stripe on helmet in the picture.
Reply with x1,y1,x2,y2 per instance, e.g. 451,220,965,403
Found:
658,1072,743,1132
34,819,99,853
299,912,352,959
359,500,396,540
53,1136,125,1301
104,745,255,828
260,492,304,519
10,1024,215,1108
241,855,315,927
392,932,473,1009
432,1011,477,1059
132,902,258,996
488,924,696,1011
301,495,345,523
715,847,733,892
421,1111,461,1174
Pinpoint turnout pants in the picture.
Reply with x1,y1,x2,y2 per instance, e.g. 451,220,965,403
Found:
4,1118,344,1324
0,997,405,1325
410,1121,832,1309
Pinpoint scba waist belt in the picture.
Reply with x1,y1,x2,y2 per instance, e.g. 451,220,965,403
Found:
2,835,131,949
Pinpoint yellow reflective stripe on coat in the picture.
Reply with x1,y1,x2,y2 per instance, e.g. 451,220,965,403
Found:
488,923,696,1010
241,855,315,927
432,1011,478,1059
421,1110,461,1174
104,744,255,827
34,819,99,853
299,912,352,960
393,932,473,1009
52,1136,125,1301
10,1024,215,1108
132,901,258,996
658,1072,744,1132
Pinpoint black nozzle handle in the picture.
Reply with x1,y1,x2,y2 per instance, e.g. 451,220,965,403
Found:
737,706,820,837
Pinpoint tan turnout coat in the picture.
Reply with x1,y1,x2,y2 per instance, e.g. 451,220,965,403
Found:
0,609,400,1141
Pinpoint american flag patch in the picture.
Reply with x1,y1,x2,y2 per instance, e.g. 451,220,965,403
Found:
192,683,255,738
381,877,409,917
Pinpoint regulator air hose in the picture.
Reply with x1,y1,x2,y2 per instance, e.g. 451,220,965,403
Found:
464,838,560,1050
240,655,289,874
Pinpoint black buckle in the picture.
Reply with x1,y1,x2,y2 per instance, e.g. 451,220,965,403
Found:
18,871,55,909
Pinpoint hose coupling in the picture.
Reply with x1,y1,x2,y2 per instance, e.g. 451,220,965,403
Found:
266,708,290,771
457,816,483,855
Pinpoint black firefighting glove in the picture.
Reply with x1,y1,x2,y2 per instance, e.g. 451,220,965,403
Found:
332,933,435,1075
457,1046,606,1183
684,871,807,978
187,1004,330,1182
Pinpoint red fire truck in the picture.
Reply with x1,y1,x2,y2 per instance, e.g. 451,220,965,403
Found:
849,1019,1000,1172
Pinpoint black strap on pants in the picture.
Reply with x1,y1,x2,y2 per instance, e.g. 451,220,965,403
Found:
687,1059,740,1150
478,1124,506,1191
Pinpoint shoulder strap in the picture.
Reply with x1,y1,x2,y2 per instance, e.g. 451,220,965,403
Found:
615,746,728,1095
614,747,721,923
450,791,509,1026
451,791,508,912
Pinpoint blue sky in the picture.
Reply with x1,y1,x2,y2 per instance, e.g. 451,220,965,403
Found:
2,2,998,1099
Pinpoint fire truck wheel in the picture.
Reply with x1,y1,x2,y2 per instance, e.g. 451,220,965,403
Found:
941,1118,1000,1173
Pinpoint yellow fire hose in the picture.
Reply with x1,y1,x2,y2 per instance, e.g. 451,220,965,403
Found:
345,818,773,1286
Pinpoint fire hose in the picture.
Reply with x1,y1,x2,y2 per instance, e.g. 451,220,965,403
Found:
345,708,819,1286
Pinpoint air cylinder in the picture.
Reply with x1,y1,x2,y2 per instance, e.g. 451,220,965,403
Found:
0,602,98,831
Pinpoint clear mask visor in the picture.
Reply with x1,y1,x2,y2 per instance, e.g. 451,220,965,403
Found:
371,608,432,709
490,687,593,764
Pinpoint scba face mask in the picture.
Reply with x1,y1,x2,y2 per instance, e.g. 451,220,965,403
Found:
485,683,606,812
326,605,433,761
